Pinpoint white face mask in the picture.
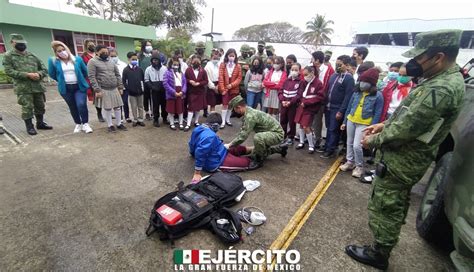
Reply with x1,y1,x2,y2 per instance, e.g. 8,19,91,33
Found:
145,46,153,53
110,57,119,64
290,71,299,79
228,56,235,63
273,64,281,70
304,75,313,83
359,81,372,91
57,50,68,59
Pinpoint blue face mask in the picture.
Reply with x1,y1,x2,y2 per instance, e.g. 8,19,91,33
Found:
387,71,399,81
130,60,138,66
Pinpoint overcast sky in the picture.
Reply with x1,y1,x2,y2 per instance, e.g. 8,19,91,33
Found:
11,0,474,44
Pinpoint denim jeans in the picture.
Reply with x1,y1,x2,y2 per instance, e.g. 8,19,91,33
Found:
346,119,368,167
61,84,88,124
246,91,262,109
324,108,342,153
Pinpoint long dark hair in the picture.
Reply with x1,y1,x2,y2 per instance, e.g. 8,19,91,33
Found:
273,56,285,71
250,57,264,74
167,56,181,72
224,48,238,63
140,40,151,53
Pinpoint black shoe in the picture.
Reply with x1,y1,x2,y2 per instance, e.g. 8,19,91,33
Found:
108,126,116,133
35,115,53,130
345,245,389,270
138,121,146,127
126,118,132,123
295,143,305,150
117,124,128,131
225,121,233,127
132,122,138,127
25,118,37,135
315,146,326,153
359,173,375,184
194,122,200,127
279,143,289,158
248,160,263,170
153,121,160,127
320,151,335,159
308,147,315,154
183,125,190,132
145,113,152,120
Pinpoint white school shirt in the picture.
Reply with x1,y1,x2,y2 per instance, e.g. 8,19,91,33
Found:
193,68,199,79
227,62,235,77
205,61,219,89
174,72,182,87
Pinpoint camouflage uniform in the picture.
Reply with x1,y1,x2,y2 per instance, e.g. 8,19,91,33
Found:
366,29,465,255
229,96,284,162
238,44,252,97
3,35,48,121
188,41,210,68
251,41,268,63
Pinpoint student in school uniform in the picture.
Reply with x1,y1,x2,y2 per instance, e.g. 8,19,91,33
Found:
204,49,222,113
294,66,326,153
218,48,242,129
184,55,208,131
279,63,302,145
163,57,187,130
263,56,287,119
122,52,145,127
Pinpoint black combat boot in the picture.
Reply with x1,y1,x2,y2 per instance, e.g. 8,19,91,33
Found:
248,159,263,170
25,118,37,135
96,107,104,122
345,244,389,270
35,114,53,130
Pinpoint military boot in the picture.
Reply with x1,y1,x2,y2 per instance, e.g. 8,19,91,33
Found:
345,244,389,270
35,114,53,130
25,118,37,135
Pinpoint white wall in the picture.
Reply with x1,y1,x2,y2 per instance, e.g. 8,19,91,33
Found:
214,41,473,71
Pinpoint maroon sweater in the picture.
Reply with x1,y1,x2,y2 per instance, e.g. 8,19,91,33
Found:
185,67,208,95
278,77,302,105
295,78,325,113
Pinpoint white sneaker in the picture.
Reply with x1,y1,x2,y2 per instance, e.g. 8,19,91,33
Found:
352,166,364,178
73,124,82,133
82,123,93,133
340,161,356,172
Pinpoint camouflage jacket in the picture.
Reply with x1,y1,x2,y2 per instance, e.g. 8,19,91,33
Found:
250,52,267,63
368,65,465,186
230,107,284,146
188,53,210,68
3,50,47,95
238,56,252,88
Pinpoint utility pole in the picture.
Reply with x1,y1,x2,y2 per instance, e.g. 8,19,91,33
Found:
210,8,215,42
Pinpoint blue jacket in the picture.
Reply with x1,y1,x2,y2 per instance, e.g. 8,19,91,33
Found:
344,91,384,125
326,72,355,114
48,56,89,95
189,125,227,172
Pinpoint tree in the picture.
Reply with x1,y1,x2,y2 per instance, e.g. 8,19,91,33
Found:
71,0,206,28
233,22,304,43
302,14,334,46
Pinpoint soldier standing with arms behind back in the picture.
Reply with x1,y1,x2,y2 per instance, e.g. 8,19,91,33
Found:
345,29,465,270
238,44,252,100
3,34,52,135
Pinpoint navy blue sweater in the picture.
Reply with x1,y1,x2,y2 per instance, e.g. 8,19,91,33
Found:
326,72,355,114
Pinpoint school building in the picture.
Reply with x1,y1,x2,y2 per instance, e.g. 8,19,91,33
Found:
0,0,156,69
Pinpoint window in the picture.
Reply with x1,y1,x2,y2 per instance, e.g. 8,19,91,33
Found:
0,32,6,54
73,32,115,55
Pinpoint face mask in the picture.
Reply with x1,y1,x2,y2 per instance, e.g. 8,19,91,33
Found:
228,56,235,63
197,49,204,55
192,63,200,69
15,43,27,52
145,46,153,53
172,65,179,71
405,58,424,78
324,55,331,62
130,60,138,66
286,64,292,71
304,75,313,83
152,62,161,68
290,71,299,79
58,50,68,59
266,64,272,70
397,75,411,84
110,57,119,64
359,81,372,91
242,53,249,59
273,64,280,70
87,45,95,52
99,53,108,61
387,71,399,81
266,51,273,57
258,48,264,53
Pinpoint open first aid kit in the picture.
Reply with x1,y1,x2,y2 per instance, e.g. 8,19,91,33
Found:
146,172,245,244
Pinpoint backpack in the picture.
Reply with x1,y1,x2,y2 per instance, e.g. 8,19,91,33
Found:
146,172,245,244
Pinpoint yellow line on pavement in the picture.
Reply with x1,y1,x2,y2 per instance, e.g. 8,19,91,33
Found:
264,156,343,272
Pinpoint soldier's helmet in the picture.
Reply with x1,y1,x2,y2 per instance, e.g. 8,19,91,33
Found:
195,41,206,49
240,44,251,53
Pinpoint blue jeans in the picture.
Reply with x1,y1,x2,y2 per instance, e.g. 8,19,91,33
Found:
346,119,368,167
61,84,88,124
246,91,262,109
324,108,342,153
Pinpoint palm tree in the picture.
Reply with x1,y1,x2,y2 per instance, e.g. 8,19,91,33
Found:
303,14,334,46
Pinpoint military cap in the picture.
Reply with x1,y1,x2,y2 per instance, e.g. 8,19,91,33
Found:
265,45,274,51
250,47,256,54
258,40,266,46
240,44,251,52
229,95,244,109
195,41,206,49
402,29,462,58
10,33,27,43
324,50,332,56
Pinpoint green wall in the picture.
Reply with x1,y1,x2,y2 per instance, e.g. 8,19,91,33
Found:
0,23,53,70
1,23,138,70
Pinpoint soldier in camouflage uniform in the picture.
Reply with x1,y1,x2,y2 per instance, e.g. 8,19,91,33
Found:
345,29,465,270
265,45,275,58
225,95,288,169
188,41,210,68
251,40,267,64
238,44,252,99
3,34,52,135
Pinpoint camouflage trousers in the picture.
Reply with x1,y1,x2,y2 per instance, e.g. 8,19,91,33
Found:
252,131,284,162
17,93,45,120
368,171,417,255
